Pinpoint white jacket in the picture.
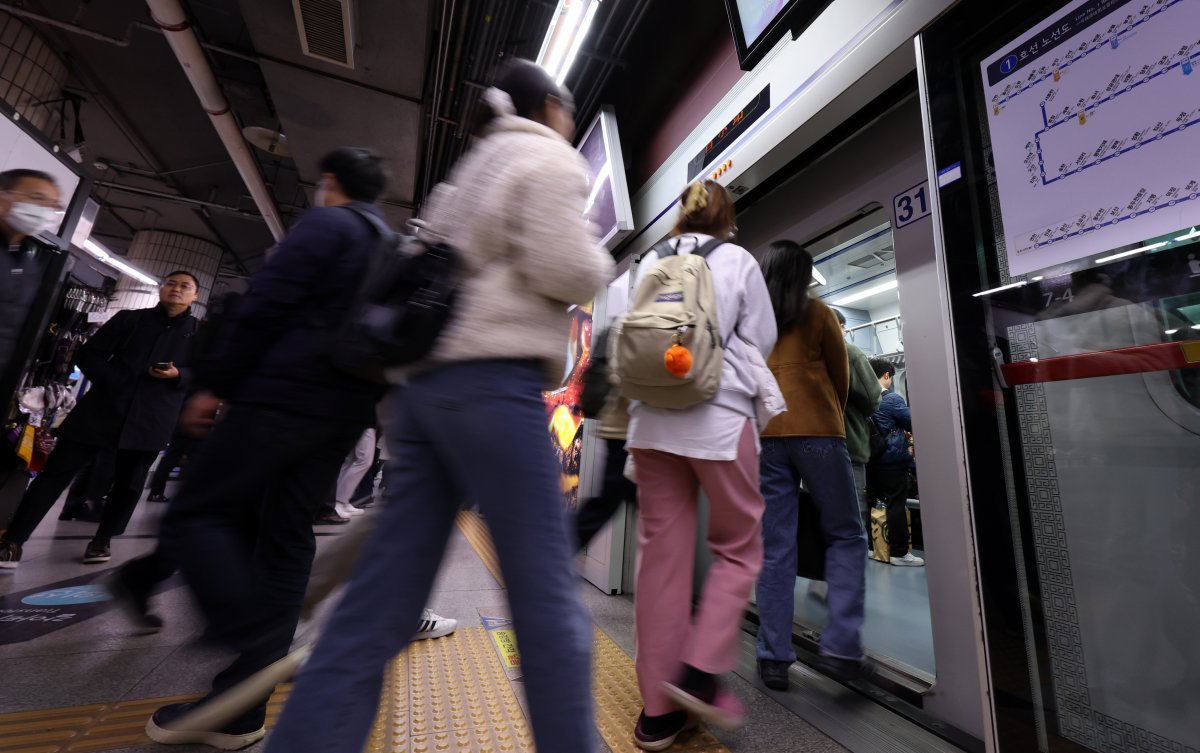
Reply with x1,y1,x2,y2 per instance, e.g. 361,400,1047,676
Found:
416,116,615,380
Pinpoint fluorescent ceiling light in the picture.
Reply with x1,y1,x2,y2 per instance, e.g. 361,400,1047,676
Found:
1175,227,1200,242
1031,276,1044,281
83,238,160,286
538,0,602,85
972,280,1028,298
1165,329,1180,335
1192,324,1200,330
811,267,827,287
830,278,898,307
1094,241,1168,264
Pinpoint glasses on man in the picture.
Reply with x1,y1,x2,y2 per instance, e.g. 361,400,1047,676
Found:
162,280,196,291
4,189,65,213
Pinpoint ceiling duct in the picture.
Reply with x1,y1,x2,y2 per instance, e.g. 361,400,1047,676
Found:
291,0,355,69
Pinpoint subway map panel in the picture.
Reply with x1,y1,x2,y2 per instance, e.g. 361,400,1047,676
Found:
981,0,1200,276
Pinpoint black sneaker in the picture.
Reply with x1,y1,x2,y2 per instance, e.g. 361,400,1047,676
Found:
0,539,22,570
146,701,265,750
107,567,164,634
313,509,349,525
633,709,693,751
147,493,169,504
817,654,878,683
82,538,111,564
758,659,791,691
661,664,746,730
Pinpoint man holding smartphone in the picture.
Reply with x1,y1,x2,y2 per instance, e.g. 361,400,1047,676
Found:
0,271,200,568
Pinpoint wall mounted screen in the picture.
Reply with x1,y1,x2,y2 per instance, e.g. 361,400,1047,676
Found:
723,0,828,71
0,114,82,239
577,107,634,251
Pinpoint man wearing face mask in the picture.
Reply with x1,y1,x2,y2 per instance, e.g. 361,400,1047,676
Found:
0,169,64,403
0,271,200,569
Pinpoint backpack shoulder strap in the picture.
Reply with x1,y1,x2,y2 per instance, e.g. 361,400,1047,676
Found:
692,237,726,260
338,204,393,239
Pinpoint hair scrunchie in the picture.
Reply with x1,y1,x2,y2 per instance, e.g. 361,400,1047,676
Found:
483,87,517,117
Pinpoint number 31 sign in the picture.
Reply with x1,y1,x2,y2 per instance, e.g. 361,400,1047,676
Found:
893,181,931,229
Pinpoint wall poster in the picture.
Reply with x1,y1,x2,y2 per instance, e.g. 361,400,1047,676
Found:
543,303,593,512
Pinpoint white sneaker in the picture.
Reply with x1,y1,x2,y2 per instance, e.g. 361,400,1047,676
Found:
413,609,457,640
334,501,364,518
890,552,925,567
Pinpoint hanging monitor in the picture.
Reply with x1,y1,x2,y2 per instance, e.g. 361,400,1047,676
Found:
723,0,829,71
577,106,634,251
0,113,83,241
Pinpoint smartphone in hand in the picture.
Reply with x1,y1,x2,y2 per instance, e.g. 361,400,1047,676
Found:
153,362,171,371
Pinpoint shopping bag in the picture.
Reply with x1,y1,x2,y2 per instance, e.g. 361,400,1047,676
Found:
795,489,827,581
14,423,34,467
869,503,890,562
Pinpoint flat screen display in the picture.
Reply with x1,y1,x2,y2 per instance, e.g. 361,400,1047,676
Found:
0,114,82,239
724,0,827,71
576,107,633,251
980,0,1200,276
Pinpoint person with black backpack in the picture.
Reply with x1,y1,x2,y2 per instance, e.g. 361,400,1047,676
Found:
139,148,391,749
265,60,613,753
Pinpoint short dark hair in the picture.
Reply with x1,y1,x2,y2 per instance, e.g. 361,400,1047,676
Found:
758,240,814,332
673,180,737,239
164,270,200,288
833,308,846,326
318,148,387,203
0,168,57,191
870,358,895,380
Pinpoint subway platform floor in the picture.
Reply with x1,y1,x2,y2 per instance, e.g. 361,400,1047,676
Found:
0,487,952,753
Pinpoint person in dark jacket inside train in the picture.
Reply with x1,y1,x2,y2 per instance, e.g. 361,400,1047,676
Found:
0,271,201,568
866,358,924,567
141,147,389,750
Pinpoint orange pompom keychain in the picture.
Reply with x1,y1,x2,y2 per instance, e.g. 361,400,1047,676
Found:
664,343,693,378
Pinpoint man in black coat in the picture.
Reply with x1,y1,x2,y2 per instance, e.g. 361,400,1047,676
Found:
140,148,389,749
0,271,200,568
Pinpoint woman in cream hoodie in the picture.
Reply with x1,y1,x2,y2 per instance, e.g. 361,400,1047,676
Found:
268,60,614,753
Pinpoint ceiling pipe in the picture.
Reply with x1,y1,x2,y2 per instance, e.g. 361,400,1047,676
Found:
145,0,285,241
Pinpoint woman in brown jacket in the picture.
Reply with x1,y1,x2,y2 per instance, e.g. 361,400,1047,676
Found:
754,241,872,692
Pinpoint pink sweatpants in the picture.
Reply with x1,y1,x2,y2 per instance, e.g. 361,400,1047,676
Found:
630,420,765,716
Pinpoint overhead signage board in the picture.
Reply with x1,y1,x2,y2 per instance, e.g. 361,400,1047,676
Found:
980,0,1200,276
688,86,771,181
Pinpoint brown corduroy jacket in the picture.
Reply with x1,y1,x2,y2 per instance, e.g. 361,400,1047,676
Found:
761,299,849,438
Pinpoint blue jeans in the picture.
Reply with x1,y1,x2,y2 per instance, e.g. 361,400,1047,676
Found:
266,361,594,753
756,436,867,661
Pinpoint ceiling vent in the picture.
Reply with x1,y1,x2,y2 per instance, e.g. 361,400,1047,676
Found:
292,0,355,69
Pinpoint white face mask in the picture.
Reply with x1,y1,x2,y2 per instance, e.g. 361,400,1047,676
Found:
7,202,59,236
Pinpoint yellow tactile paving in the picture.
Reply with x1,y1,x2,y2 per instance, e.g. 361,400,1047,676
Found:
365,627,534,753
0,510,730,752
0,689,290,753
455,510,731,753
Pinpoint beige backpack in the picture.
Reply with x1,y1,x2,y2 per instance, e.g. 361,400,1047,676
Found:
610,237,724,409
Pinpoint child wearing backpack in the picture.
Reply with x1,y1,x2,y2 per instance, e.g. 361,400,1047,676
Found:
618,181,777,749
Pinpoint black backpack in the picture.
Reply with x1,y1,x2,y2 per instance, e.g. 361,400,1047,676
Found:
580,327,613,419
321,206,459,383
867,414,888,461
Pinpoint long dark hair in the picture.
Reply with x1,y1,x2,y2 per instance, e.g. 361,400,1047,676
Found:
473,59,572,134
759,240,814,332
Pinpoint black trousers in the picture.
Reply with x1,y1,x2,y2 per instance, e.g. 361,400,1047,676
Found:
574,438,637,550
156,404,364,724
147,433,199,497
867,465,911,557
65,448,117,509
2,439,156,544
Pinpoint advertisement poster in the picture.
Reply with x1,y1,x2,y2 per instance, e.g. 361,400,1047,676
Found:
543,303,593,512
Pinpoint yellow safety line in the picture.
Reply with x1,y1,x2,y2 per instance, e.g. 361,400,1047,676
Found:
455,510,731,753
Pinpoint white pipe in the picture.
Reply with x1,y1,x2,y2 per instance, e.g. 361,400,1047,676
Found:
146,0,285,241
